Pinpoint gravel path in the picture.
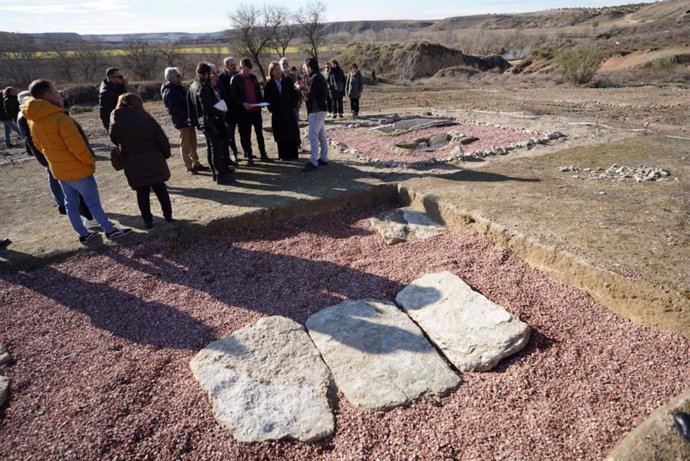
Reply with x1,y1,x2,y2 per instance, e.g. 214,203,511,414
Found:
0,207,688,460
328,123,535,163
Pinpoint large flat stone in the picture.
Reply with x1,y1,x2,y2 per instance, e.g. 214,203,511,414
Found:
370,208,445,245
305,299,460,411
189,316,334,443
395,272,531,372
0,375,8,407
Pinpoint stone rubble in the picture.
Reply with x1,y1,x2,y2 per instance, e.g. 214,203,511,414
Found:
305,299,461,411
190,316,334,443
559,164,674,182
395,272,531,372
369,208,446,245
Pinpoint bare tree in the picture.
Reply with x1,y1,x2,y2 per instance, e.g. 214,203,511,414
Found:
201,45,229,68
74,44,109,83
159,41,184,67
270,6,297,57
121,37,162,80
229,4,276,81
0,33,40,87
295,1,327,62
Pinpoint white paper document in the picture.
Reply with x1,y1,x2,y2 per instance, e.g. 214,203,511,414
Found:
251,102,270,107
213,100,228,112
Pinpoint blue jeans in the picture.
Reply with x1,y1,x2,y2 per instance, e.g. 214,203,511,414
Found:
3,121,21,146
307,111,328,166
47,168,65,207
60,175,116,237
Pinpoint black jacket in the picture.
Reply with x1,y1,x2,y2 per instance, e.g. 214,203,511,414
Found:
328,66,346,94
3,93,20,121
98,79,127,130
305,72,328,113
187,80,227,136
161,81,190,129
229,72,264,115
0,91,7,121
17,113,44,164
218,70,239,122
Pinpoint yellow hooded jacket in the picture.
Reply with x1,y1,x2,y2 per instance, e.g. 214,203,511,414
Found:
21,99,95,181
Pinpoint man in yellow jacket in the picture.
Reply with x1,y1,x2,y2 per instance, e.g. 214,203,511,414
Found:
22,80,130,243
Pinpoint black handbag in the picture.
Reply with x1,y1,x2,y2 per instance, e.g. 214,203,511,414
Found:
110,146,124,171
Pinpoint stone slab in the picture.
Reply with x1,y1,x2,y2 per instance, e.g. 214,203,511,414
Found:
0,375,8,407
370,208,445,245
395,271,531,372
305,299,461,411
606,390,690,461
190,316,334,443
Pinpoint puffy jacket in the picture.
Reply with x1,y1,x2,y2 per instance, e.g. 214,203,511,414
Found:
110,105,171,190
305,71,328,113
21,99,95,181
161,81,190,129
98,79,127,130
17,112,44,164
346,71,364,99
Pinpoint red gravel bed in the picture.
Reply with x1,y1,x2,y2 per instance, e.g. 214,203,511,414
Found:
328,123,535,162
0,207,688,460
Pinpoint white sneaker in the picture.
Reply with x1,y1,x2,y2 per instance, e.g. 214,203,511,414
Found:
82,218,100,230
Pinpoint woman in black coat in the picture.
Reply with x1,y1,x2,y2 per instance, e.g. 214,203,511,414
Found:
110,93,172,229
263,61,301,160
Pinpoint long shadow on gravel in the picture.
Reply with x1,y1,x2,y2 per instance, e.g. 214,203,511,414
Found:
0,257,215,350
95,209,449,353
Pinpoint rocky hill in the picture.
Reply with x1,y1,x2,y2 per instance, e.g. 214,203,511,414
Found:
334,42,511,80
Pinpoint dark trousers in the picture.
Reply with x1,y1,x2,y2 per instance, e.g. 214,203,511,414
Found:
350,97,360,115
135,182,172,225
326,94,333,114
227,117,239,157
333,92,344,115
238,111,267,157
203,130,232,179
277,139,299,161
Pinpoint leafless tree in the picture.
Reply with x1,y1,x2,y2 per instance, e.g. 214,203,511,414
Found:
295,1,326,62
201,45,229,68
228,4,277,81
0,33,40,87
121,37,162,80
270,6,297,57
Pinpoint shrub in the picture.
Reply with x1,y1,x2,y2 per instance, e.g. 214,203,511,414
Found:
555,45,601,85
132,81,164,102
61,83,99,106
648,56,677,72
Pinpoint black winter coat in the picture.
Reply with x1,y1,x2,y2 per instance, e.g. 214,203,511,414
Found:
3,93,19,121
98,79,127,130
0,91,7,121
186,80,227,136
305,72,328,113
328,66,346,94
218,70,240,123
263,77,300,144
161,81,190,129
109,106,171,190
16,113,43,162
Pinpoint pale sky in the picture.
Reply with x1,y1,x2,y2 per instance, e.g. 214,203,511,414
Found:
2,0,657,35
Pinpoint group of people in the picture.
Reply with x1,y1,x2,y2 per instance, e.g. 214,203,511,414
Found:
3,55,364,245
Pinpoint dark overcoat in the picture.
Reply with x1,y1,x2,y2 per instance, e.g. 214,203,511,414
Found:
109,106,171,189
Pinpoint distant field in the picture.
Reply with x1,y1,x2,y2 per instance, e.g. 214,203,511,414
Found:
15,45,342,59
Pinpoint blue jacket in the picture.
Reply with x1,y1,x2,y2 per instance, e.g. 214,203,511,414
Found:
161,81,190,129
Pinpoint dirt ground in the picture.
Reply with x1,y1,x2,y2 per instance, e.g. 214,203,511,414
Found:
1,80,689,458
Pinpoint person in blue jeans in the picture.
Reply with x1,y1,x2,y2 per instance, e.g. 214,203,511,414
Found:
297,56,329,172
17,91,96,225
22,79,130,243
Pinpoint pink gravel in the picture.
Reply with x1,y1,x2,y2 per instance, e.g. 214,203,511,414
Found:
328,123,535,162
0,206,688,460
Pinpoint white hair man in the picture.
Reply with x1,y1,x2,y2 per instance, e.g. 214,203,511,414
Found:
161,66,208,175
